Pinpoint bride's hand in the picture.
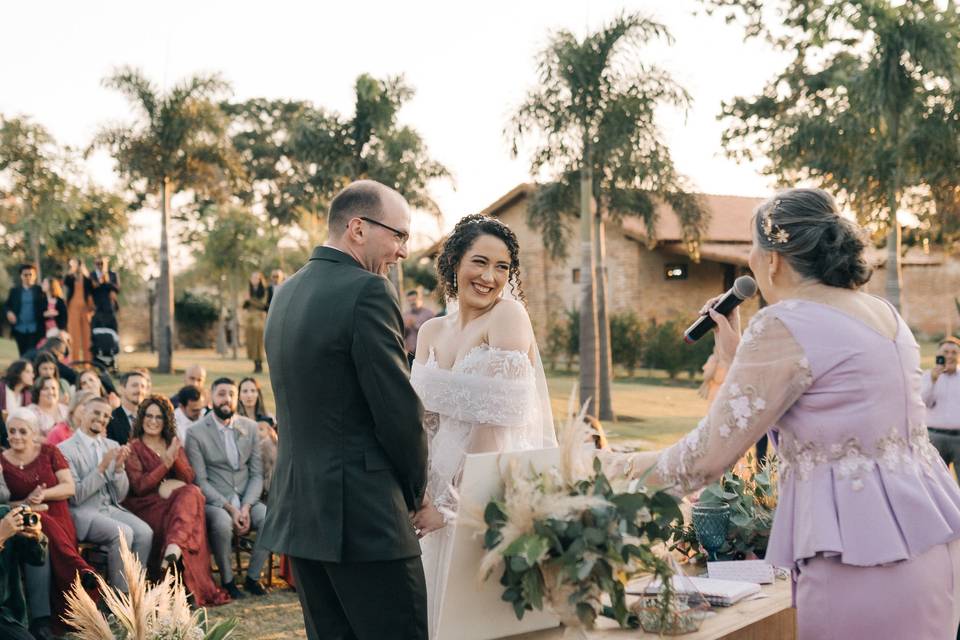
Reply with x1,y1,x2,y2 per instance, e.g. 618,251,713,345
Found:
412,503,446,538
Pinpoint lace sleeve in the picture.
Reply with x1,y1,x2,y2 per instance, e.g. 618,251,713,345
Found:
606,312,813,494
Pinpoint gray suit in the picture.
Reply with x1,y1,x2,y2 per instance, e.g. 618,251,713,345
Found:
57,431,152,590
185,412,268,584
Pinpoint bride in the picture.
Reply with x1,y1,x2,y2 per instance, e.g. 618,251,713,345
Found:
410,214,557,638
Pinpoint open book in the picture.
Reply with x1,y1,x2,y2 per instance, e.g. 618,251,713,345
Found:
634,576,762,607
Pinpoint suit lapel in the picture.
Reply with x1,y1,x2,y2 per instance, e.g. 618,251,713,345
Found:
203,414,229,464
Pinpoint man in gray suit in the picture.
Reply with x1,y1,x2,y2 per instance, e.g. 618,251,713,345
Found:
261,180,429,640
185,377,268,600
57,396,153,591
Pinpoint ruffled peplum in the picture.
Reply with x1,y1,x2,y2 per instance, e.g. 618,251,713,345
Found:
767,427,960,568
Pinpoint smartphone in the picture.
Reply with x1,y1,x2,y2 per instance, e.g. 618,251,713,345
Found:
937,355,947,366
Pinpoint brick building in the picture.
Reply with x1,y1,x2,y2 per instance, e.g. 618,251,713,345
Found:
474,183,960,340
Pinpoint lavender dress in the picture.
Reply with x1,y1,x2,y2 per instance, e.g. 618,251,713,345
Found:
636,298,960,640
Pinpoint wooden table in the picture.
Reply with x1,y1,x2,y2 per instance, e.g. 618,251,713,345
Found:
507,579,796,640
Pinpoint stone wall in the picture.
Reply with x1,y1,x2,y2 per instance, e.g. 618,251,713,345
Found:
865,261,960,338
497,203,761,340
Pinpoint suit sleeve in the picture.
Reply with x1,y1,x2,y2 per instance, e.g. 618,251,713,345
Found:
2,287,15,318
351,277,428,511
241,425,264,507
56,297,68,330
61,444,108,506
186,429,229,508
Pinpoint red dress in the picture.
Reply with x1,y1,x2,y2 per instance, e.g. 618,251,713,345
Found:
122,439,229,606
1,444,97,633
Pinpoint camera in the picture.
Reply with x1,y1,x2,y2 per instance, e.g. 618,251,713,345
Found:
937,355,947,366
19,506,39,528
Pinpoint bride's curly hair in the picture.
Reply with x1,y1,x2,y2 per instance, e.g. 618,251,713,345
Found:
436,214,526,305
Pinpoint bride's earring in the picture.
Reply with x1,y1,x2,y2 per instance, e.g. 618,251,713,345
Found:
453,274,457,291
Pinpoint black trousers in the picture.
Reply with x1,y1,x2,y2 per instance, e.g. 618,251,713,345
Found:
0,624,35,640
12,329,41,356
290,555,427,640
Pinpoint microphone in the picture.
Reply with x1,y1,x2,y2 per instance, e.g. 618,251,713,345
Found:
683,276,758,344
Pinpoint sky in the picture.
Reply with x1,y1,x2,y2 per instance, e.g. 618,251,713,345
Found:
0,0,792,264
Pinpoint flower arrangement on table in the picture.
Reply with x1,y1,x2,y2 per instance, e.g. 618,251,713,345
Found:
465,409,685,636
63,532,237,640
672,455,778,563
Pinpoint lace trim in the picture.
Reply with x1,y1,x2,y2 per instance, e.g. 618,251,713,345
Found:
653,314,812,493
779,426,940,490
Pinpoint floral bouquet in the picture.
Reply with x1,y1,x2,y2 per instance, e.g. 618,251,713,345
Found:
464,406,684,637
64,531,237,640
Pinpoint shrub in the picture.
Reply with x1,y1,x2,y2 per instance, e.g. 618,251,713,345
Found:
610,312,644,377
642,320,686,379
543,315,572,371
175,290,219,348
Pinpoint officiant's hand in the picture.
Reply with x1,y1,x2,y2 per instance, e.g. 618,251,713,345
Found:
412,502,445,538
702,295,741,367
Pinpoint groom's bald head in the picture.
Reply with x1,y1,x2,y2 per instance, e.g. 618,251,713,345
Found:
328,180,399,238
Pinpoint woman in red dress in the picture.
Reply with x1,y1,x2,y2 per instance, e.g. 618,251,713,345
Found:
122,395,229,606
0,407,98,634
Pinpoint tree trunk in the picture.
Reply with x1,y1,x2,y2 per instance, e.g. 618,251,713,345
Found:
884,190,903,312
594,202,614,421
884,111,904,312
578,150,599,416
231,282,240,360
157,179,175,373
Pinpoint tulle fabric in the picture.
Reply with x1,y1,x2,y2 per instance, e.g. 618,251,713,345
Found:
410,344,556,638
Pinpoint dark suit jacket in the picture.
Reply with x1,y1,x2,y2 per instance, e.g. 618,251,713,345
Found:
107,406,133,445
2,285,47,334
260,246,427,563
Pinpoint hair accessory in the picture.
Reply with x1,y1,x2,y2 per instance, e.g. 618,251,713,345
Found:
762,200,790,245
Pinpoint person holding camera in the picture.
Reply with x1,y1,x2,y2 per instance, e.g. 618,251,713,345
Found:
0,499,48,640
924,336,960,471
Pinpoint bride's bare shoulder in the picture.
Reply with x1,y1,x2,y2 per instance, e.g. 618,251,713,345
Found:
414,315,446,362
487,299,534,352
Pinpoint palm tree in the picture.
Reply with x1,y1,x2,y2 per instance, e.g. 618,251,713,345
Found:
713,0,960,310
508,12,707,418
95,68,237,373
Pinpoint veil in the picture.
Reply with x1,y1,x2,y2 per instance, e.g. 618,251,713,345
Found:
531,342,558,449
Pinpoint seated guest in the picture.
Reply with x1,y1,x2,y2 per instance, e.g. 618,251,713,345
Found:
923,336,960,470
173,386,204,442
0,361,34,448
45,391,95,447
27,337,77,390
32,354,69,407
123,396,229,606
57,396,152,592
186,378,269,599
107,370,149,445
171,365,207,409
1,409,97,635
78,369,120,410
238,377,278,493
0,501,47,640
27,377,68,440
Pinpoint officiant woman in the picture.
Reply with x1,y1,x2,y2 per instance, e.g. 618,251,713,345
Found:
615,188,960,640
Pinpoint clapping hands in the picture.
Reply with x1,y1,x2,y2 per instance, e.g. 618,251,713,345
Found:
160,437,181,468
26,484,46,505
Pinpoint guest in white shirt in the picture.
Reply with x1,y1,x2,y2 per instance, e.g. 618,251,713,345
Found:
173,385,205,441
923,336,960,472
56,396,153,590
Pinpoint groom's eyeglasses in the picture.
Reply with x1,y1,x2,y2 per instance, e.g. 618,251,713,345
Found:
359,216,409,245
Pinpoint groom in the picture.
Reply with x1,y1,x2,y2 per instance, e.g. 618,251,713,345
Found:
261,180,429,640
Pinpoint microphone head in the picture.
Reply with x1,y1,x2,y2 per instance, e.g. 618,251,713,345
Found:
732,276,758,300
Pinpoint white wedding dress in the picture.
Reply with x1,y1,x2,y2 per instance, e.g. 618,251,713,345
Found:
410,344,557,639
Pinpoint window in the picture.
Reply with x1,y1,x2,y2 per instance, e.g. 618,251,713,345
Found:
664,264,688,280
572,268,581,283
